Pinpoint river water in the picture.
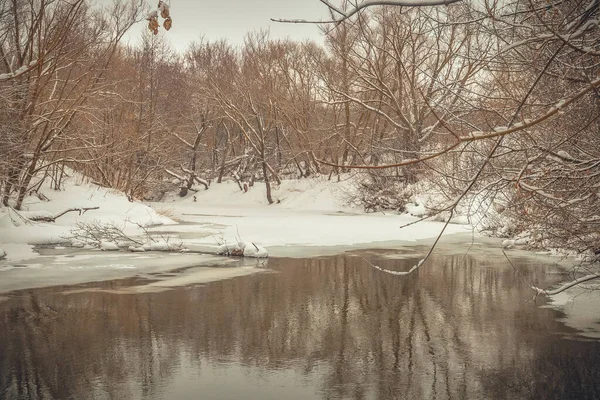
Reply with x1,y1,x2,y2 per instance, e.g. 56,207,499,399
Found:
1,249,599,399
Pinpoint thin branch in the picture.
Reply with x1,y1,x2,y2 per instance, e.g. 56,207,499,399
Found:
272,0,463,23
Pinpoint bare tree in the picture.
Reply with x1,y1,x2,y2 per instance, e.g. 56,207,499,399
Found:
0,0,145,208
275,0,600,293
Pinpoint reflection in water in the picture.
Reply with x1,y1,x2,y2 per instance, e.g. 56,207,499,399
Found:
0,252,599,399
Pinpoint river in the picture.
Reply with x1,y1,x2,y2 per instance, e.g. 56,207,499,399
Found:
1,249,599,399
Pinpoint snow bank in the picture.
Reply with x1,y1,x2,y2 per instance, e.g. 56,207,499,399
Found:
405,201,426,217
548,288,600,339
142,238,184,252
148,177,471,257
162,175,357,212
0,244,38,262
100,241,120,251
0,172,175,260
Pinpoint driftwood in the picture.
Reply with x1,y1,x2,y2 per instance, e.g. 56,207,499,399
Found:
30,207,99,223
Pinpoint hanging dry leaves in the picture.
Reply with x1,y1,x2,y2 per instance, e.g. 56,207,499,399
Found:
146,11,159,35
158,1,171,19
146,2,172,35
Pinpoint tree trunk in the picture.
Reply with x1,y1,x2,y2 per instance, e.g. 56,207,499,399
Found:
263,159,273,205
217,128,230,183
2,162,22,206
15,154,41,210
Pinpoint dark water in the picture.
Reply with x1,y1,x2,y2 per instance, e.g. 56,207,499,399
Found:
1,250,599,400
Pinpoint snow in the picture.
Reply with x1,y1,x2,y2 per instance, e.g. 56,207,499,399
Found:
502,239,515,249
0,59,38,82
146,241,168,251
151,177,472,258
161,176,354,211
100,241,120,251
16,210,54,221
0,173,471,282
547,288,600,339
1,173,598,339
0,172,174,255
216,242,244,256
0,251,237,293
128,246,146,252
0,243,38,262
243,243,268,258
514,236,529,245
216,241,268,258
405,201,427,217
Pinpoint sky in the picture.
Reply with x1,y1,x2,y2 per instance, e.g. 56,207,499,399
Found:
107,0,331,53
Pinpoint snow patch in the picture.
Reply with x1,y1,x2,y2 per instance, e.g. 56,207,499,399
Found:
548,288,600,339
0,170,176,255
405,202,426,217
0,244,38,262
100,241,120,251
243,243,269,258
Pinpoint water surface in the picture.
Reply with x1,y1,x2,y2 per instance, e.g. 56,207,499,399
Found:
1,250,599,399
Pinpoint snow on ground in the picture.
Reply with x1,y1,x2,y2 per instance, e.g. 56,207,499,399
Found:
547,288,600,339
0,173,473,260
1,173,598,340
0,172,174,259
161,174,357,211
0,174,473,294
152,177,472,256
0,243,39,262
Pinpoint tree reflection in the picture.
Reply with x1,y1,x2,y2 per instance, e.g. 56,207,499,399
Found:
0,252,598,399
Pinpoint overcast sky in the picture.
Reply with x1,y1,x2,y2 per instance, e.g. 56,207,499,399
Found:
107,0,330,52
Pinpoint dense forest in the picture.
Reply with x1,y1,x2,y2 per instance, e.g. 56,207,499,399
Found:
0,0,598,258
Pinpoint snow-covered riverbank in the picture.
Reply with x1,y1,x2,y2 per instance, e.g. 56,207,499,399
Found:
0,174,598,338
148,176,485,256
0,174,469,291
0,174,473,261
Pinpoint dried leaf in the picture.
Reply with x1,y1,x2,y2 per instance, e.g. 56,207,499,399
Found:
147,15,159,33
158,0,170,19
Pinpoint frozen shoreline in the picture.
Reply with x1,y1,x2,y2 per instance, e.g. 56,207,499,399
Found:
1,175,598,339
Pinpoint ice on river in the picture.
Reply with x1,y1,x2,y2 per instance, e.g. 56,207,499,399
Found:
0,250,262,293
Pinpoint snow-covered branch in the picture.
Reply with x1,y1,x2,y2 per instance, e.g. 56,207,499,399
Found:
532,274,600,297
272,0,463,23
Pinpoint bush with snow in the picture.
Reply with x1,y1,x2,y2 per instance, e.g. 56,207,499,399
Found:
352,172,415,213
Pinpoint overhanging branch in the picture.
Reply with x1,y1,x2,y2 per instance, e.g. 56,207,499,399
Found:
271,0,463,23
